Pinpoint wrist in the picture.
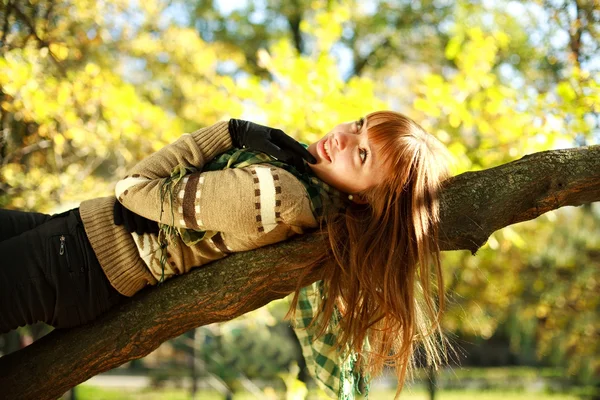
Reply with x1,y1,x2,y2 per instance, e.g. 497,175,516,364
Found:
190,121,233,161
228,119,245,148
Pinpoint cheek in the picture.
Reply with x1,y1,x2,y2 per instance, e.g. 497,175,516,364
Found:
337,152,355,171
332,158,358,186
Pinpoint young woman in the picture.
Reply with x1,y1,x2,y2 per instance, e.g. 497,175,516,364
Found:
0,110,450,397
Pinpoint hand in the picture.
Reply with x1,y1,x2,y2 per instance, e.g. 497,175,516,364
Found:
228,119,317,172
113,200,159,235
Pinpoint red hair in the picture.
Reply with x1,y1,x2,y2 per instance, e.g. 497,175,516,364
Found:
287,111,451,397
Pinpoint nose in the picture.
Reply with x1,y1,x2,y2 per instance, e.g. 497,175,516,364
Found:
334,131,353,151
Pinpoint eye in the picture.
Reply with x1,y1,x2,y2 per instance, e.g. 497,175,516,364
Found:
356,117,368,164
356,117,365,131
359,148,368,164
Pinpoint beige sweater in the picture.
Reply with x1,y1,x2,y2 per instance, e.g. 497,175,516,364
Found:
80,121,318,296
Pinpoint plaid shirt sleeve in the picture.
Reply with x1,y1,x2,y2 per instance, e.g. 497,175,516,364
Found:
292,282,361,400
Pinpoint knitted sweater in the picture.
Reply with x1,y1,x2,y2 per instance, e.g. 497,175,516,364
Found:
79,121,318,296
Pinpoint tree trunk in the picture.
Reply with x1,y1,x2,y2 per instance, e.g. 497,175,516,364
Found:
0,145,599,400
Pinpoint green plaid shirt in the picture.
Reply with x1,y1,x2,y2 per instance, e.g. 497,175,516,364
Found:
293,281,369,399
167,146,366,399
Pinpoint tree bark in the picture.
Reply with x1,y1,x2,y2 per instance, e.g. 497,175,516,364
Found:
438,145,600,253
1,145,599,399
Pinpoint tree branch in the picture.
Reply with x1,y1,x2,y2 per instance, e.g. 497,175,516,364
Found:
1,145,599,399
351,37,392,77
10,1,66,76
438,145,600,253
285,0,304,55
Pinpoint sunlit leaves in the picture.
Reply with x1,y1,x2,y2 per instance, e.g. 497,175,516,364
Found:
256,38,386,142
1,0,598,384
412,25,594,176
300,1,350,53
0,42,180,210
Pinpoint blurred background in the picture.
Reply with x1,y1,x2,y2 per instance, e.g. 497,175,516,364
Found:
0,0,598,399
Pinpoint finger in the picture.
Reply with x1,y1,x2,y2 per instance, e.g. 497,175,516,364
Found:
148,220,159,235
271,130,317,164
140,217,151,235
123,208,137,233
288,155,309,172
113,201,124,225
134,215,146,235
292,156,308,172
228,119,243,148
255,140,290,161
141,217,158,235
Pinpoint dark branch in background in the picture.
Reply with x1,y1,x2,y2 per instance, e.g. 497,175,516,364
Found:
352,37,392,77
568,0,583,67
0,0,13,49
43,0,55,39
10,3,43,43
553,0,598,68
0,145,598,400
346,2,454,79
285,0,304,54
2,140,52,166
9,1,66,75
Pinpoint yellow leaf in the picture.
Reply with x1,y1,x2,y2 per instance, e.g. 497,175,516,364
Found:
445,34,464,60
85,63,101,76
449,112,461,128
414,97,441,117
557,81,577,102
53,133,65,154
49,43,69,61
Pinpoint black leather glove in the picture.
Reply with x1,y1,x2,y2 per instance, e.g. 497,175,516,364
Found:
113,200,159,235
228,119,316,172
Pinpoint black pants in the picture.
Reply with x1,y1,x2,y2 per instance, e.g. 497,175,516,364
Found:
0,208,125,334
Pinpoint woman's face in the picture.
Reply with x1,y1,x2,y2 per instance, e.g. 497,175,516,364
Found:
307,118,384,196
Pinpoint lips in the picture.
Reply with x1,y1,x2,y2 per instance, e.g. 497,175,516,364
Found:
319,137,332,162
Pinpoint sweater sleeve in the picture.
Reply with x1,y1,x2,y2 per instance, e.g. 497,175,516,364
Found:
116,160,310,235
116,121,231,183
114,120,231,225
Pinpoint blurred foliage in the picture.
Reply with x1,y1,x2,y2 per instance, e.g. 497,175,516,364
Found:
69,382,586,400
442,204,600,384
1,0,598,388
